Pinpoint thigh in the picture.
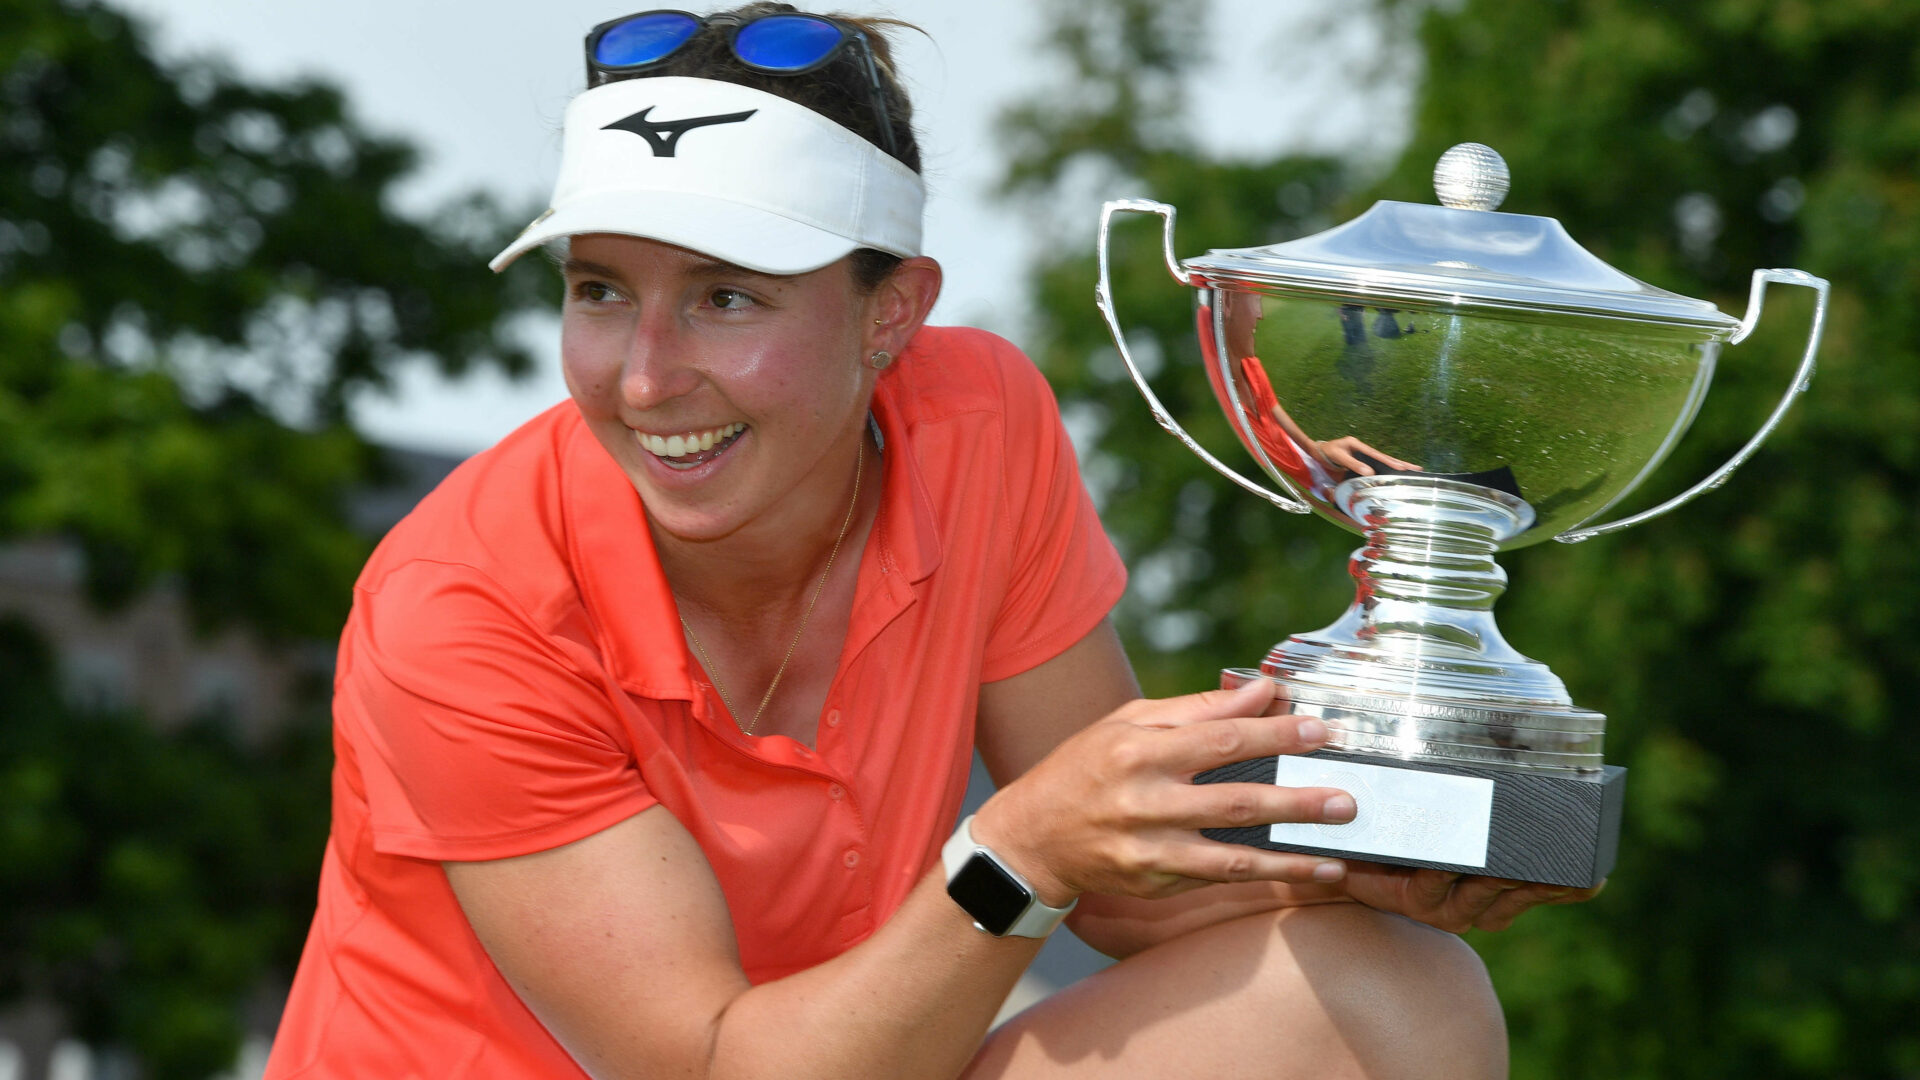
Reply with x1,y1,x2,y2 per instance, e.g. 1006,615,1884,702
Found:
963,902,1507,1080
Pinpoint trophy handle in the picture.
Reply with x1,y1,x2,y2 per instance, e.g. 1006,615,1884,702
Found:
1555,268,1830,543
1096,199,1311,513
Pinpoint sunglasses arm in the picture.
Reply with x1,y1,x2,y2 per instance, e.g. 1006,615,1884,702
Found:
849,33,900,160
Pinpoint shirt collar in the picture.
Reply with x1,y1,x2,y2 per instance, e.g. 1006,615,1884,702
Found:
869,373,943,586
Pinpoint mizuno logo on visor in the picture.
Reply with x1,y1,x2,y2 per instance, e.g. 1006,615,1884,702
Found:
602,106,758,157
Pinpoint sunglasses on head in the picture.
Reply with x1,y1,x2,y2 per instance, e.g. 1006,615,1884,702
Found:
585,9,900,158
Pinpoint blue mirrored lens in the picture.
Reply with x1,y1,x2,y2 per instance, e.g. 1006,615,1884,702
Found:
595,12,699,67
734,15,845,71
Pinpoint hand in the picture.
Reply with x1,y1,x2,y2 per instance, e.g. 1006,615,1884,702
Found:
971,678,1358,906
1313,436,1421,477
1332,862,1604,933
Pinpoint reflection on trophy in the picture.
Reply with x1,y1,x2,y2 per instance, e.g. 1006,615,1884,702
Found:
1096,144,1830,887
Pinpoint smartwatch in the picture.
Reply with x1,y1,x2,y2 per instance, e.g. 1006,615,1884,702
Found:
942,815,1076,938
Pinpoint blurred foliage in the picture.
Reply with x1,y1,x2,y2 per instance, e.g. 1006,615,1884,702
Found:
0,616,330,1080
1,0,545,1075
1006,0,1919,1077
1,0,547,638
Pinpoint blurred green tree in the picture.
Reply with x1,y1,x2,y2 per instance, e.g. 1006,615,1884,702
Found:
0,616,331,1080
0,1,543,1075
1005,1,1919,1077
1,0,544,639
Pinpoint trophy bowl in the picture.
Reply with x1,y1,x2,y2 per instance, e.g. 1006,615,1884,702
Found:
1096,144,1829,885
1206,285,1721,545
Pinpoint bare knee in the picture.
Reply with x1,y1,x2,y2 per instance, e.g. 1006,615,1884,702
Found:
970,902,1505,1080
1275,903,1507,1080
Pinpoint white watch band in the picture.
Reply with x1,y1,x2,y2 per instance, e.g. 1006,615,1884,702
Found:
941,814,1077,939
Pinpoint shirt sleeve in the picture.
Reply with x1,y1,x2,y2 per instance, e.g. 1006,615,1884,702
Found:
336,560,657,862
978,339,1128,683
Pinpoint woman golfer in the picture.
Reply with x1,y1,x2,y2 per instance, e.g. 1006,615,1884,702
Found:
267,6,1588,1077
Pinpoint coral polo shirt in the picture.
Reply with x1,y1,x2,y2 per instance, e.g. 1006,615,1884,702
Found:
266,327,1127,1078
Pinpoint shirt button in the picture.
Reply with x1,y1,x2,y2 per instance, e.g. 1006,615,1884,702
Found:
843,848,861,868
827,783,846,800
825,709,842,728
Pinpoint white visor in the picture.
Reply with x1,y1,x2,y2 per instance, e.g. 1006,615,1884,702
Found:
490,77,924,275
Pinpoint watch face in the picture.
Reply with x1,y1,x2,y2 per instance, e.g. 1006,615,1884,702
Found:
947,853,1032,936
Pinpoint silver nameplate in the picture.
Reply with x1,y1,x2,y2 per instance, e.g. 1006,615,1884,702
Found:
1269,756,1494,868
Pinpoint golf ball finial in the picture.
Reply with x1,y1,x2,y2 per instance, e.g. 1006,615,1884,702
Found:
1435,143,1510,211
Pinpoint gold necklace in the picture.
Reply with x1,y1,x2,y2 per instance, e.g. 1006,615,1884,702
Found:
680,440,865,735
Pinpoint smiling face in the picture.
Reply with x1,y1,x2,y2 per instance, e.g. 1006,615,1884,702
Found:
560,233,881,547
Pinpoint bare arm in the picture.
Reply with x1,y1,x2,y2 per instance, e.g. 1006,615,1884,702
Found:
444,621,1349,1079
446,805,1039,1080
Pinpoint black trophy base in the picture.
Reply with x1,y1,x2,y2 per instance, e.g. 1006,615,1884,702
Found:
1196,749,1625,888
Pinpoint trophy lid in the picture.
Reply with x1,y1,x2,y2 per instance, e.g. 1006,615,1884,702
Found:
1184,143,1741,337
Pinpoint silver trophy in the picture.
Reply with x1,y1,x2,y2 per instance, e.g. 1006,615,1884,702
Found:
1096,144,1829,886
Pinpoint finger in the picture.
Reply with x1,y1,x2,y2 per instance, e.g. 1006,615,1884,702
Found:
1320,441,1373,475
1559,879,1606,903
1167,781,1357,832
1166,838,1348,886
1159,713,1334,773
1474,879,1602,931
1347,439,1421,473
1440,876,1521,926
1130,675,1280,731
1473,885,1568,932
1405,867,1465,910
1365,448,1419,471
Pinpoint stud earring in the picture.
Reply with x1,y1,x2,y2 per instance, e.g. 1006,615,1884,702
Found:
868,350,894,370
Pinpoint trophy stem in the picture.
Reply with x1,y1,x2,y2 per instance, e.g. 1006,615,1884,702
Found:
1349,481,1516,634
1256,475,1606,775
1281,475,1552,692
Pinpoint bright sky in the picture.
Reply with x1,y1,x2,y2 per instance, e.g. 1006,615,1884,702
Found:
113,0,1408,454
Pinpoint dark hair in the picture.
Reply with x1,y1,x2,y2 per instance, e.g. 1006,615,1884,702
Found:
848,248,904,293
636,3,922,174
